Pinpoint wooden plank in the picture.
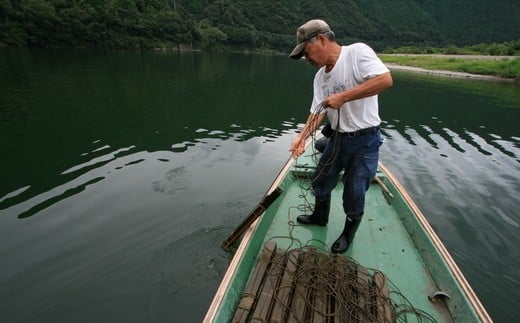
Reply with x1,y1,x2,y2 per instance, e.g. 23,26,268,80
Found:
328,255,342,323
310,252,329,323
356,265,370,321
372,271,393,322
270,249,299,322
232,241,277,322
231,245,396,323
291,170,314,179
250,247,285,322
286,250,310,323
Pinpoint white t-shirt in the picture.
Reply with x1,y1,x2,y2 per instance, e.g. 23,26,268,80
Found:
310,43,390,132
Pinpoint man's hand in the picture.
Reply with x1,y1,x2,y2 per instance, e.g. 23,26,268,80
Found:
322,92,344,109
289,137,305,158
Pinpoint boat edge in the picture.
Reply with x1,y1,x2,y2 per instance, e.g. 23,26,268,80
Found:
378,162,493,323
203,155,298,322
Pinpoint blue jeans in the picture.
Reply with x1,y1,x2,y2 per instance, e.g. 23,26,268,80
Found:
314,136,329,153
312,130,382,218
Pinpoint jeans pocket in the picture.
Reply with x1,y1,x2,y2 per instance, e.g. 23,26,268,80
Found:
361,151,379,178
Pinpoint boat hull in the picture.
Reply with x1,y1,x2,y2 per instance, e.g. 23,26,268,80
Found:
205,151,491,322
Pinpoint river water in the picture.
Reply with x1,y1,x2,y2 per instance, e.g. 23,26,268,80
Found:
0,48,519,322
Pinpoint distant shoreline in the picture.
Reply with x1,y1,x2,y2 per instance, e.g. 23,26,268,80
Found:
386,63,515,82
380,54,518,82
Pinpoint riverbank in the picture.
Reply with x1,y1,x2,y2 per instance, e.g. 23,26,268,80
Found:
385,63,515,82
380,54,519,82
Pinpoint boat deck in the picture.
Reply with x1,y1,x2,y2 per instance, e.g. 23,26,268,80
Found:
206,152,490,322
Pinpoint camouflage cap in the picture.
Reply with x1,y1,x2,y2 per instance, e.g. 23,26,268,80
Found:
289,19,331,59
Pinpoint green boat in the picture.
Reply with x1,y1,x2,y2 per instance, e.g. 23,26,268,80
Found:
204,142,492,322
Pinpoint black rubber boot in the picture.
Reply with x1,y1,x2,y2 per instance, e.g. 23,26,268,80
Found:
296,197,330,227
331,216,362,253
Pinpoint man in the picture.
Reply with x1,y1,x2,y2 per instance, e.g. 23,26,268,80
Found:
289,19,393,254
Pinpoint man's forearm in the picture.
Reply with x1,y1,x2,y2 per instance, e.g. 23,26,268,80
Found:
324,72,393,109
341,72,393,103
298,113,326,141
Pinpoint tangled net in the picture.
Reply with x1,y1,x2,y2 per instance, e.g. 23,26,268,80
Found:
233,242,437,323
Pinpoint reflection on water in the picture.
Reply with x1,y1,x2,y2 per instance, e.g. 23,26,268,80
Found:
0,49,519,322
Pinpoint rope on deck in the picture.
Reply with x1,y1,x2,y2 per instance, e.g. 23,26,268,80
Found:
232,241,436,323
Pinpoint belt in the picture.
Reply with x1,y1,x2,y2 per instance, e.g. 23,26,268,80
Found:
338,126,380,137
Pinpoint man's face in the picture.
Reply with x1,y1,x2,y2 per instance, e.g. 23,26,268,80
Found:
303,36,323,68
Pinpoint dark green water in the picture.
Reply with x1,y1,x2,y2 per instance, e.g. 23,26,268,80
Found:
0,48,519,322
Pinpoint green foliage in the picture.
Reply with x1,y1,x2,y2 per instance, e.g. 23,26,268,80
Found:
380,54,520,80
0,0,518,52
196,20,228,49
457,59,520,79
384,41,520,56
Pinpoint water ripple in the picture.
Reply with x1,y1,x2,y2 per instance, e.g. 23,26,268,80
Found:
0,149,180,219
0,185,30,205
17,177,105,219
63,145,136,175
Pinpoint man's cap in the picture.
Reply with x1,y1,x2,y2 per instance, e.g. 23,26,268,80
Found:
289,19,331,59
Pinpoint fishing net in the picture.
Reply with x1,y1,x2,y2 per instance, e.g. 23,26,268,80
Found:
232,241,437,323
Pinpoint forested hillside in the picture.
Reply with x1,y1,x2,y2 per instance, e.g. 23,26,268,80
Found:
0,0,518,52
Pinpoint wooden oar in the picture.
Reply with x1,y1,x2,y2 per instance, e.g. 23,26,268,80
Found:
221,155,296,250
221,187,283,250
